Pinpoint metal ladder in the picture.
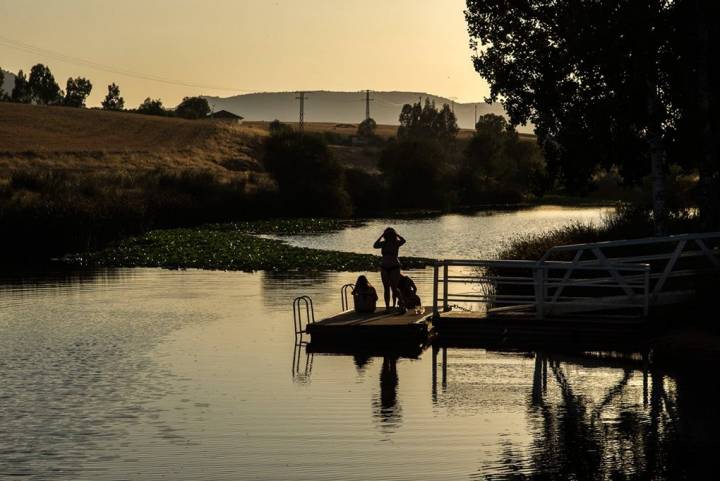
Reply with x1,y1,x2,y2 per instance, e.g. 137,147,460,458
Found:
292,296,315,342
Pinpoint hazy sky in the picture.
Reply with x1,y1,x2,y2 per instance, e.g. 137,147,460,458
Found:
0,0,489,108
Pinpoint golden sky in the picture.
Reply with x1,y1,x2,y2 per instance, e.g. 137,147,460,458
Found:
0,0,489,108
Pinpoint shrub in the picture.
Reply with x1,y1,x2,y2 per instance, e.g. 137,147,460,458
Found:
378,138,448,208
263,131,352,217
344,169,388,214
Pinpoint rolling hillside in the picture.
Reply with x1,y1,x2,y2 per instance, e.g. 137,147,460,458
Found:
0,102,264,178
204,90,534,133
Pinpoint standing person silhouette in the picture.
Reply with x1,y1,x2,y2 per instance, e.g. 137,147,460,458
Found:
373,227,406,313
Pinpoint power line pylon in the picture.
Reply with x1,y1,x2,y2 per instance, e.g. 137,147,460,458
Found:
361,89,374,120
295,91,308,132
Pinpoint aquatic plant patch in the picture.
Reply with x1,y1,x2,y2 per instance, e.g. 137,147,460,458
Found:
65,224,432,272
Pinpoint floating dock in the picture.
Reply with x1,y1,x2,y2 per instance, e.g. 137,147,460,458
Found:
305,307,433,352
433,310,648,350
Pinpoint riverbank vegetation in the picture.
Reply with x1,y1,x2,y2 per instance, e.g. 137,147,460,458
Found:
65,222,432,272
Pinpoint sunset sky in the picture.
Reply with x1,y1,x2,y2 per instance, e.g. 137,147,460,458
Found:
0,0,490,108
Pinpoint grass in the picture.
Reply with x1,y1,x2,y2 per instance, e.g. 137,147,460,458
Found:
0,101,263,177
64,222,433,272
498,205,701,261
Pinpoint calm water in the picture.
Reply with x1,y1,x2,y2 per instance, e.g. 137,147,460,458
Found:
267,206,613,259
1,208,717,480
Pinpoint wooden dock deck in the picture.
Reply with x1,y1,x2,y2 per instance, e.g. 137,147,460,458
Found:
434,309,648,350
306,307,433,350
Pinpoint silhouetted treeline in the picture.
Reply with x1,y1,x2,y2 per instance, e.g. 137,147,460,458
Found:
466,0,720,231
263,110,547,217
1,63,210,118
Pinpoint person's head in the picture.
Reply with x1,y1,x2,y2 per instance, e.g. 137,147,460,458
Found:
355,275,370,289
383,227,397,240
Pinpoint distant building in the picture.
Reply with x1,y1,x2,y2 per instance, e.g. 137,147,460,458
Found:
208,110,244,124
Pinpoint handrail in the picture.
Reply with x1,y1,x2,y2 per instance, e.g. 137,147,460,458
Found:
432,259,651,320
542,231,720,258
431,232,720,321
292,296,315,341
341,283,355,311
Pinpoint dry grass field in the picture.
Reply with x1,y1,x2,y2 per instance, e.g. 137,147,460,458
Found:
0,102,265,179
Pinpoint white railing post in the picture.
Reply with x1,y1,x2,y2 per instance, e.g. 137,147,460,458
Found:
534,265,545,320
433,261,440,319
443,264,449,312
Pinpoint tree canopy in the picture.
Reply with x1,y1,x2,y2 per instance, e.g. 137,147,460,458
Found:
101,83,124,111
63,77,93,107
357,117,377,139
465,0,720,229
137,97,167,116
397,98,459,144
176,96,210,119
11,70,31,103
27,64,62,105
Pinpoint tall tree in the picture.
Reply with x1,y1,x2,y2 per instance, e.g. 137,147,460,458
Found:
11,69,31,103
101,83,124,111
175,96,210,119
63,77,93,107
28,64,62,105
397,98,459,144
465,0,678,233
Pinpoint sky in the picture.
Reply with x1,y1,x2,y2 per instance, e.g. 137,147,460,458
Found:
0,0,490,108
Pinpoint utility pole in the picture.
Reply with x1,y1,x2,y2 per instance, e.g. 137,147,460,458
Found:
361,89,374,120
295,91,307,132
474,104,477,127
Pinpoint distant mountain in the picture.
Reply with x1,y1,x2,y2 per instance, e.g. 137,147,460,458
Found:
204,91,533,133
1,69,16,96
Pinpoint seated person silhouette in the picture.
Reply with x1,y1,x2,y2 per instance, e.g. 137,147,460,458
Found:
397,274,421,313
352,275,378,314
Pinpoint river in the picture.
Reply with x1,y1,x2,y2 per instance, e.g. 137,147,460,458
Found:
1,206,715,480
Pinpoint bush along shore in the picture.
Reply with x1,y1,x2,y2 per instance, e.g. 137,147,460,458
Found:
62,222,433,272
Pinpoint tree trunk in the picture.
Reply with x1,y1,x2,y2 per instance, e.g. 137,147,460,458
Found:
693,0,718,229
648,127,668,236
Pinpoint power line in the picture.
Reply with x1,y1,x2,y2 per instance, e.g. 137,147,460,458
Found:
295,92,308,132
0,34,250,93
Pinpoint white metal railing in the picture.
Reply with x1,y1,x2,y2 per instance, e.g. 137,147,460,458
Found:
432,259,650,320
431,232,720,320
539,231,720,303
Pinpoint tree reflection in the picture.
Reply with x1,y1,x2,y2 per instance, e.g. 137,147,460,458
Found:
468,352,695,481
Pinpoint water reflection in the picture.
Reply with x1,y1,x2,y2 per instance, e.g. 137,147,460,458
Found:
373,356,402,434
430,347,706,480
291,342,314,384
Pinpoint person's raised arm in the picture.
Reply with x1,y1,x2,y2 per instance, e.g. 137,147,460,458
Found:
373,234,384,249
397,234,407,246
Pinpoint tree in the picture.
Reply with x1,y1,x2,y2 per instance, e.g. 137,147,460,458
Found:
28,64,62,104
460,113,546,203
464,0,712,233
11,70,31,103
378,138,448,208
137,97,167,116
63,77,93,107
358,117,377,138
176,96,210,119
101,83,124,111
397,98,458,144
263,130,351,216
357,117,377,139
